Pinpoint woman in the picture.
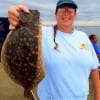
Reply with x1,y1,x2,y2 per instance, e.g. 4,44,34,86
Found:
8,0,100,100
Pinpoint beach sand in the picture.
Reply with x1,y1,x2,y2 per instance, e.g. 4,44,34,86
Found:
88,79,95,100
0,63,95,100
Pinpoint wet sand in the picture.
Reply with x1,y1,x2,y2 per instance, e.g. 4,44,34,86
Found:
0,63,95,100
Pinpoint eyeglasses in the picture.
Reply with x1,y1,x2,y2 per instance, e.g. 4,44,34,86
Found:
58,7,75,13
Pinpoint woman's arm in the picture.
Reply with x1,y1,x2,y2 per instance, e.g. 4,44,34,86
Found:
90,68,100,100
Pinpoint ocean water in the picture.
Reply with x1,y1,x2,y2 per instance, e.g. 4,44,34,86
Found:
0,25,100,50
74,26,100,50
75,26,100,36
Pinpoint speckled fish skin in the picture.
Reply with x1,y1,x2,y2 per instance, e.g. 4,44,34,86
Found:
1,10,45,93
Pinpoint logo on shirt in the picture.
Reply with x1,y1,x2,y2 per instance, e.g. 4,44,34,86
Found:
78,43,89,50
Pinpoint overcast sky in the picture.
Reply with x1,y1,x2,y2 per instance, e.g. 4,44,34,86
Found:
0,0,100,25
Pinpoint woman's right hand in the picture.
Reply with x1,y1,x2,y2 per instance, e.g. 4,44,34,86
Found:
8,5,30,30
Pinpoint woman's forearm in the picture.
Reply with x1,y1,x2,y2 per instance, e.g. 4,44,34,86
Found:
90,68,100,100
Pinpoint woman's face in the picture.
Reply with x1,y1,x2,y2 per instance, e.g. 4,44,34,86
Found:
55,4,76,27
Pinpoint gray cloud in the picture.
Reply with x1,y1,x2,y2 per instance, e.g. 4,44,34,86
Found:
0,0,100,24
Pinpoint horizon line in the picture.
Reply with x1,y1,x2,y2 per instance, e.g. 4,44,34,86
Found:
43,21,100,26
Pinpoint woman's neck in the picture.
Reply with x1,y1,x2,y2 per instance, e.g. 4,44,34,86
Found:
57,24,73,34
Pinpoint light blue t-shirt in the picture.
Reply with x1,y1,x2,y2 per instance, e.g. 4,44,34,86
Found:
37,26,99,100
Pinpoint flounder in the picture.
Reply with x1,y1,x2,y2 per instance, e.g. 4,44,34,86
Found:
1,10,45,100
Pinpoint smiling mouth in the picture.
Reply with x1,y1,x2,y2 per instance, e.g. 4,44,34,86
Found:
62,17,71,21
